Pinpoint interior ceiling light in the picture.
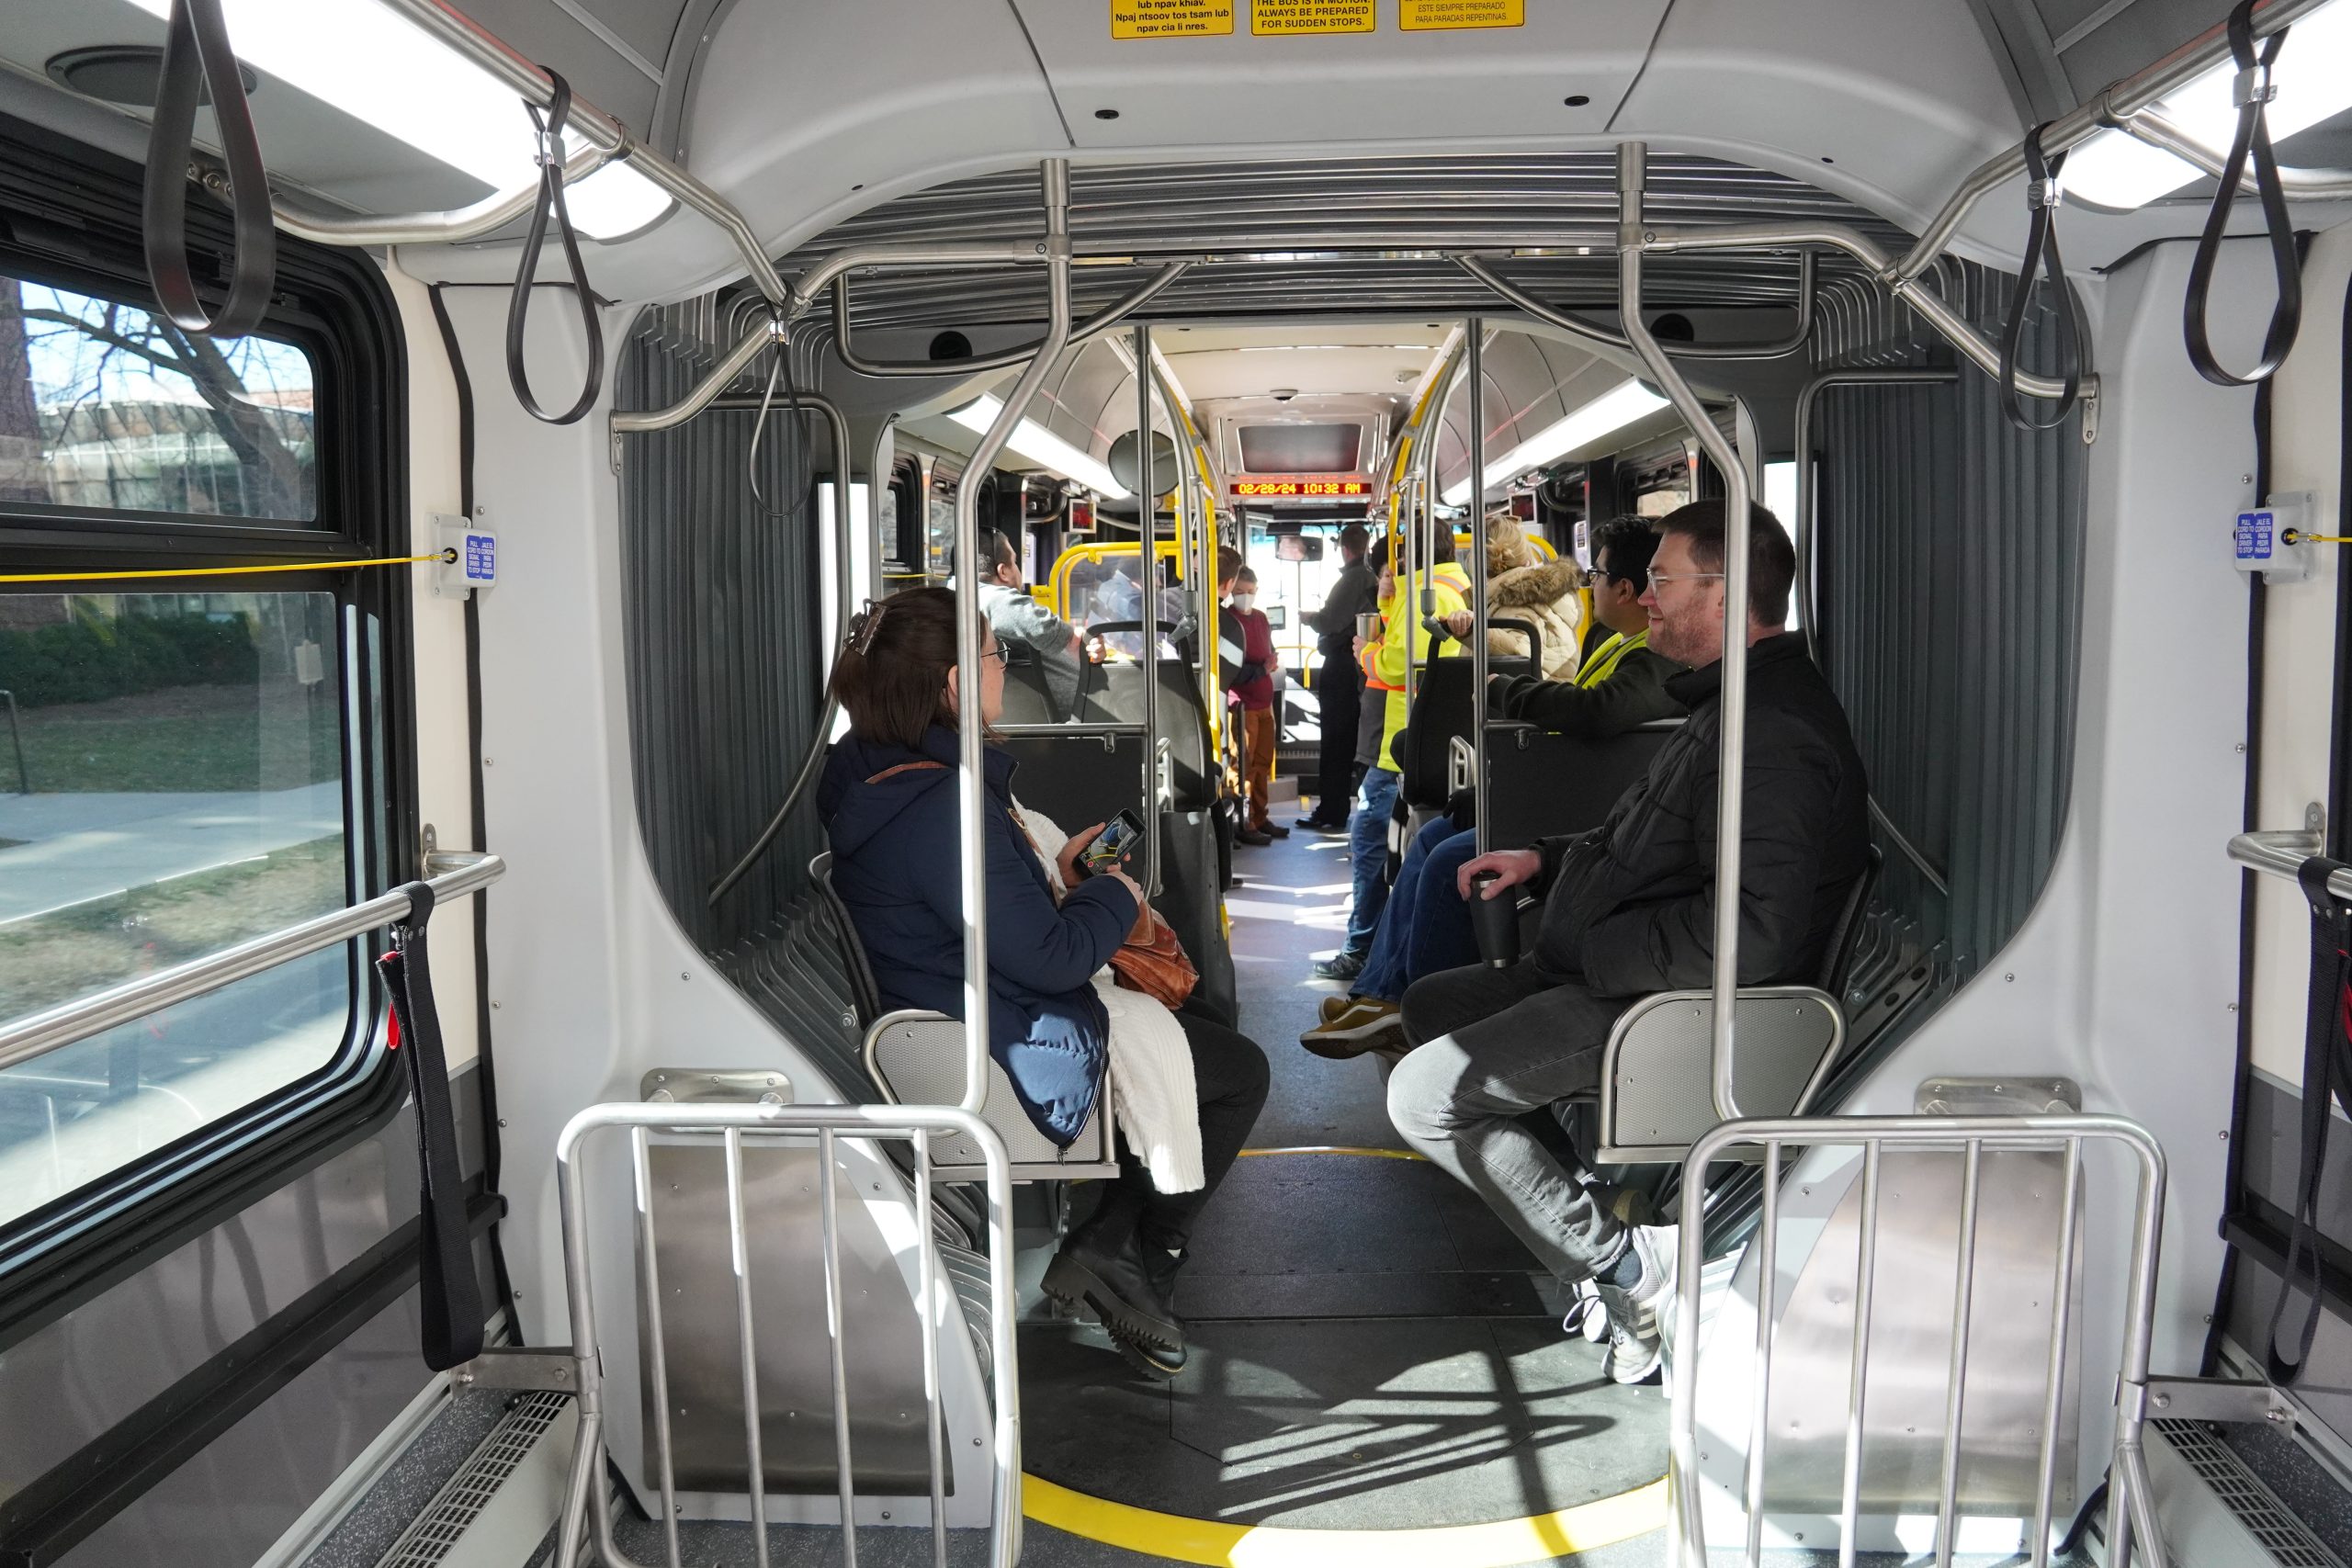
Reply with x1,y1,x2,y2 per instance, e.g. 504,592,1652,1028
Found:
120,0,673,239
1442,380,1669,505
2065,0,2352,209
949,394,1129,498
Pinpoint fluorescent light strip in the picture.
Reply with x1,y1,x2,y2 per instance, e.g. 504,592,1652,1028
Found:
1442,379,1670,505
948,395,1130,498
125,0,673,239
2066,0,2352,209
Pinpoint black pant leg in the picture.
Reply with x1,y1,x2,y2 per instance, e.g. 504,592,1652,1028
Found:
1399,959,1566,1049
1117,1007,1271,1255
1315,653,1361,819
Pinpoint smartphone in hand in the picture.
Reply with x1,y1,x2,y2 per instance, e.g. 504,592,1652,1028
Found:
1077,809,1146,879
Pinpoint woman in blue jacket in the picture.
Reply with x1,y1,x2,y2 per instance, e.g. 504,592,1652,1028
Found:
817,588,1268,1378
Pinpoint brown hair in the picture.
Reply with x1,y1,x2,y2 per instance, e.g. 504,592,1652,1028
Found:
1657,500,1797,626
828,587,967,748
1216,544,1243,581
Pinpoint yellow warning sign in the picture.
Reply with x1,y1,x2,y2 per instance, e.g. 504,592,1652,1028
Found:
1111,0,1235,39
1250,0,1374,34
1399,0,1523,28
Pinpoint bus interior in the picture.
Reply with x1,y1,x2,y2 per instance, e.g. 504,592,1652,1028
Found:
4,1,2352,1565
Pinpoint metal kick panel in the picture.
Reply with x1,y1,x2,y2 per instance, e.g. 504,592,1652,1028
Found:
870,1015,1104,1168
1760,1148,2082,1515
639,1144,945,1495
1611,993,1837,1146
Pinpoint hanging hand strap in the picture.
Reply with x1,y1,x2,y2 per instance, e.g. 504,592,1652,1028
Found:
2186,0,2303,388
376,881,486,1372
2264,856,2352,1382
1998,123,2087,433
141,0,276,339
504,72,605,425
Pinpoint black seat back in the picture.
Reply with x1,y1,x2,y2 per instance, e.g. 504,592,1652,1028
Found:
1484,718,1682,848
999,644,1063,726
1396,648,1533,809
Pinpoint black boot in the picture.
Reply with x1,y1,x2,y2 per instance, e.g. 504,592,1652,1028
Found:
1043,1226,1185,1376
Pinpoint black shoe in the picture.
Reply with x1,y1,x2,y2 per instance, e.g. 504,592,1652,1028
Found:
1110,1247,1189,1379
1312,951,1366,982
1261,823,1292,839
1235,826,1273,847
1042,1229,1185,1359
1295,814,1344,832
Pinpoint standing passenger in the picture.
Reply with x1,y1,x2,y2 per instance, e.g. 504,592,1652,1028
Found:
1300,523,1374,832
1226,566,1283,844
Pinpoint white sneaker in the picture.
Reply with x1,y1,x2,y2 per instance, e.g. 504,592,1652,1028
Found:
1561,1277,1609,1343
1594,1224,1679,1385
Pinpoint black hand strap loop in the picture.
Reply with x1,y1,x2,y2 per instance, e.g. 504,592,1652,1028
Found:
505,72,606,425
2265,856,2352,1383
1998,123,2087,433
377,880,486,1372
141,0,277,339
2186,0,2303,388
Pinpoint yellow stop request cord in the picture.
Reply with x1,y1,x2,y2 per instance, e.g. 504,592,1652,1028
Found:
0,550,455,585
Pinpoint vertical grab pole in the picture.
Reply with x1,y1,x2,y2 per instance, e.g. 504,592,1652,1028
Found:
1136,322,1162,896
868,414,898,619
1744,1141,1781,1567
1935,1140,1984,1568
912,1130,948,1568
634,1128,684,1568
1836,1142,1883,1568
723,1128,772,1568
950,159,1072,1113
1619,141,1753,1119
2110,1133,2172,1568
1466,320,1490,855
819,1128,860,1567
2031,1142,2088,1568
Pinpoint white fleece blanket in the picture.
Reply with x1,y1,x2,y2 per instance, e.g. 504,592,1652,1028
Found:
1013,799,1204,1193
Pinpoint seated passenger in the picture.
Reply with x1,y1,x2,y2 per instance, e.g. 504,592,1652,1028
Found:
1315,532,1468,983
974,527,1083,719
1442,510,1584,681
1305,515,1681,1055
1385,502,1870,1384
817,589,1270,1379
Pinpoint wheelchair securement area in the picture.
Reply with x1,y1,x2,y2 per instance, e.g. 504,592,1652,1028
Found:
1013,829,1672,1565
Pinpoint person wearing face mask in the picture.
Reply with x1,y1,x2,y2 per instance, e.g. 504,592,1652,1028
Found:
1224,565,1283,845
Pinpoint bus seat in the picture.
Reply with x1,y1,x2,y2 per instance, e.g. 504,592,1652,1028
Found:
1591,846,1884,1165
1396,649,1533,813
1483,718,1682,848
999,643,1065,726
809,852,1119,1182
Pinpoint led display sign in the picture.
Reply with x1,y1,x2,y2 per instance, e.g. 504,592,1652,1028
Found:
1230,479,1371,497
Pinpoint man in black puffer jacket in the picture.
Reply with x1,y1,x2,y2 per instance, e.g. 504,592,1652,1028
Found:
1386,500,1869,1387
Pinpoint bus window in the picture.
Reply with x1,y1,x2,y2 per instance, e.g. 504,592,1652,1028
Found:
0,590,351,1226
0,273,319,524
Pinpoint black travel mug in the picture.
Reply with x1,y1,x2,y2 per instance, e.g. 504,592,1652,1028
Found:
1468,869,1521,967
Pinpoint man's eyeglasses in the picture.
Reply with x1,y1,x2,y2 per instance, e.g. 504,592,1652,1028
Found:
1645,569,1728,592
980,643,1013,667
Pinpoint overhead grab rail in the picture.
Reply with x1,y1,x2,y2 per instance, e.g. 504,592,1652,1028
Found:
142,0,276,339
506,73,605,425
2184,0,2303,387
831,262,1193,378
0,851,503,1073
1455,250,1817,362
1896,0,2331,283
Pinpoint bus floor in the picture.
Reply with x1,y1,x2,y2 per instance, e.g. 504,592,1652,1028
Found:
1008,823,1675,1566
